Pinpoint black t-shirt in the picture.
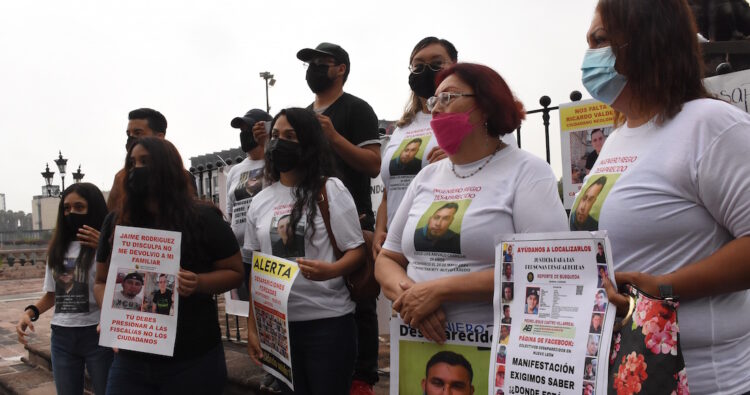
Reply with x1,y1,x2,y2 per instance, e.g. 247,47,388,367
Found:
96,204,239,360
308,92,380,230
152,289,173,315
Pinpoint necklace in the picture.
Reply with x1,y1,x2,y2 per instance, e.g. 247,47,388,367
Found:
451,142,503,179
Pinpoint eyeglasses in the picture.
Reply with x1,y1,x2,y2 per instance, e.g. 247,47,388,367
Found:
426,92,475,112
408,62,446,74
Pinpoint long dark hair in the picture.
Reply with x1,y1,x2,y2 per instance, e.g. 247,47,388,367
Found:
48,183,108,276
264,108,336,243
598,0,710,124
118,137,196,230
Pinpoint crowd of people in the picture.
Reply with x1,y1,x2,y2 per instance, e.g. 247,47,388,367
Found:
13,0,750,394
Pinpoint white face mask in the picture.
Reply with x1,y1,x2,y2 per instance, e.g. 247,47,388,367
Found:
581,46,628,105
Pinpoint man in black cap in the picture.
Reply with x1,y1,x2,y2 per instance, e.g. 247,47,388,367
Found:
297,41,381,395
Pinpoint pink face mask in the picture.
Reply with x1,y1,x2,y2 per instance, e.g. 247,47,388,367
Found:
429,107,476,155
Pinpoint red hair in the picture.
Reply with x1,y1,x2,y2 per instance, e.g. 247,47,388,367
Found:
436,63,525,136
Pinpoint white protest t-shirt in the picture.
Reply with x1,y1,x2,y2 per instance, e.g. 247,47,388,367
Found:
381,112,519,227
226,157,265,246
42,242,100,327
573,99,750,395
244,178,363,322
383,144,568,325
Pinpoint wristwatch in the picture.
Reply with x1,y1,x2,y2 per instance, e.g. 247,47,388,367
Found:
24,305,40,322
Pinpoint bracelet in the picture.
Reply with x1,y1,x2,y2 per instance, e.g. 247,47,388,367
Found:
24,305,40,322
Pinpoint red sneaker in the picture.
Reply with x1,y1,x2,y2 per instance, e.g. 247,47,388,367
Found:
350,379,374,395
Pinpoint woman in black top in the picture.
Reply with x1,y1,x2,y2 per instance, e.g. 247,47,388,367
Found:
94,137,242,395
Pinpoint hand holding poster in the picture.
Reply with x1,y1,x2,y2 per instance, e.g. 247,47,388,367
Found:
250,252,300,391
491,232,616,395
99,226,180,356
390,317,492,395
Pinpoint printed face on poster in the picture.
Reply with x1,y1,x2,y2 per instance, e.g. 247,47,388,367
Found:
490,231,616,395
99,226,181,356
558,99,615,209
389,318,491,395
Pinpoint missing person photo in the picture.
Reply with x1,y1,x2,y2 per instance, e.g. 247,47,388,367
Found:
112,269,144,312
414,201,468,255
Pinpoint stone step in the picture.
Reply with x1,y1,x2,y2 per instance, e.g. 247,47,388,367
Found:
0,362,55,395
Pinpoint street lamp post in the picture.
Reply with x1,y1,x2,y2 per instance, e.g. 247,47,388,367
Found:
54,151,68,192
259,71,276,114
72,165,85,183
41,164,55,197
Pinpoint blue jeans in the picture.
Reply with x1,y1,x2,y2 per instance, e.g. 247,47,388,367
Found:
282,314,357,395
105,342,226,395
50,324,114,395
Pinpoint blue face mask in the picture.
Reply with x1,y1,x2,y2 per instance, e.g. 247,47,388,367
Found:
581,46,627,105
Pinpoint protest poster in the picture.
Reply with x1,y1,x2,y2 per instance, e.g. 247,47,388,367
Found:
491,231,616,395
251,252,300,390
99,226,180,356
389,317,492,395
704,68,750,113
558,100,615,209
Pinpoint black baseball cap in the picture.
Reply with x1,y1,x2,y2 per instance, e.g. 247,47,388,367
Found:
296,42,350,70
123,272,143,284
231,109,272,129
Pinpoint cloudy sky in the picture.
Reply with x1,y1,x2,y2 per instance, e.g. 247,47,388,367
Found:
0,0,598,212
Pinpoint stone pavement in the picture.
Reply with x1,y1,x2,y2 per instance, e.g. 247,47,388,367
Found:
0,277,392,394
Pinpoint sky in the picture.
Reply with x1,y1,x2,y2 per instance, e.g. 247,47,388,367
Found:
0,0,599,213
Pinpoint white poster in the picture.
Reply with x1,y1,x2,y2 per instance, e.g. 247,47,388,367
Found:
558,100,615,209
704,68,750,113
389,317,492,395
490,231,616,395
99,226,180,356
251,252,301,390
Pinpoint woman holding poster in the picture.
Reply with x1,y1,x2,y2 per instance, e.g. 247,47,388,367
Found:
376,63,568,342
580,0,750,393
244,108,365,394
94,137,243,394
16,183,112,395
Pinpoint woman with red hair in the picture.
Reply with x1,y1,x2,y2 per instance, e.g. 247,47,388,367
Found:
375,63,567,342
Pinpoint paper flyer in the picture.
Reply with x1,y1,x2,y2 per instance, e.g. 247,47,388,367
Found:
704,68,750,113
224,262,250,317
99,226,181,356
490,231,616,395
251,252,301,390
389,317,492,395
558,100,615,209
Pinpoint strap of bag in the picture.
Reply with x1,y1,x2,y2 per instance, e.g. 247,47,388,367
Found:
317,178,343,260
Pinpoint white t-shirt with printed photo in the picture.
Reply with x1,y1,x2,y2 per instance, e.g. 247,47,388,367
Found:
225,157,265,246
383,144,568,324
244,177,364,322
42,241,100,327
574,98,750,395
381,112,519,227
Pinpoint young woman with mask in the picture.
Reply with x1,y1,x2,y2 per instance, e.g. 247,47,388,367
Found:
16,183,112,395
375,63,567,343
244,108,365,395
94,137,243,394
580,1,750,393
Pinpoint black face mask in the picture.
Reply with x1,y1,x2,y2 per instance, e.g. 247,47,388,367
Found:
125,136,137,152
240,128,257,152
126,167,150,199
408,68,438,99
269,138,302,173
64,213,88,238
306,64,335,94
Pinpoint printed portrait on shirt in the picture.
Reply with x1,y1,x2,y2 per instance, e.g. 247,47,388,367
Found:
234,167,264,202
54,256,89,314
270,214,306,259
398,340,489,395
413,200,470,255
389,137,429,177
570,173,619,232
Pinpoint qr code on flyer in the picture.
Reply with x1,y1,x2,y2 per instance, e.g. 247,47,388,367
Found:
576,285,584,295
